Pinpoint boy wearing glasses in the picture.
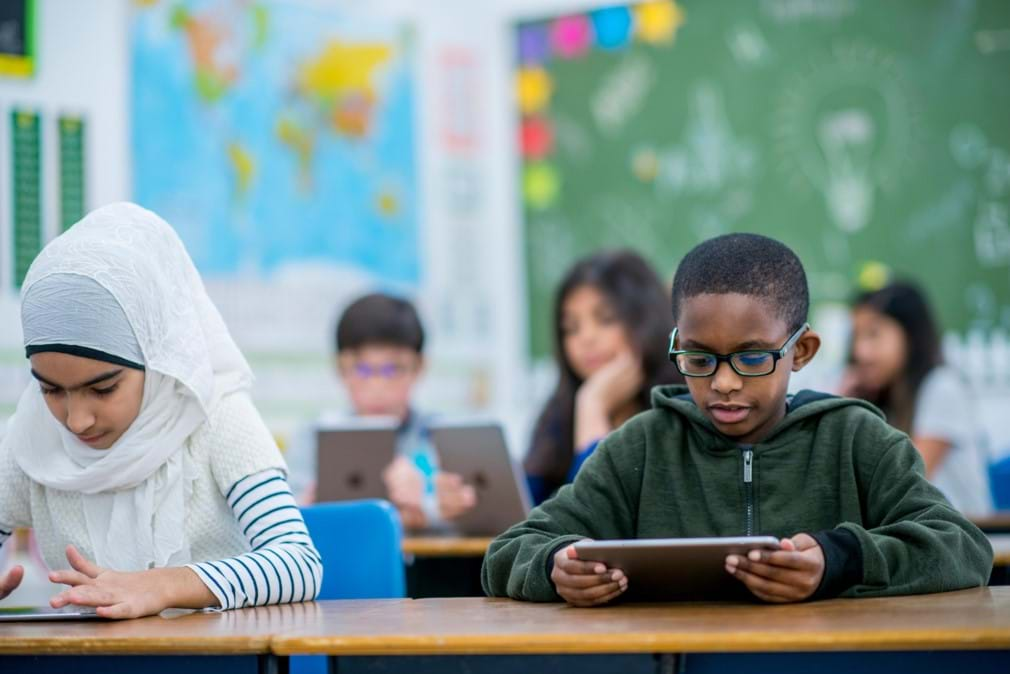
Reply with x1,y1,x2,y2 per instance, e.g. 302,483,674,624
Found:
483,234,991,605
290,293,476,530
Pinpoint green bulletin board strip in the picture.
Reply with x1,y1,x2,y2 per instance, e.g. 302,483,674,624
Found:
12,108,41,288
59,115,85,231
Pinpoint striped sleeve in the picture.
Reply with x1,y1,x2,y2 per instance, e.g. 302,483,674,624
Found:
187,468,323,610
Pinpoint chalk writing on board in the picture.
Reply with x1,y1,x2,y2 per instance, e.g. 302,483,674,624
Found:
761,0,857,23
726,23,769,65
818,109,875,233
650,82,757,196
591,53,655,137
975,30,1010,54
904,180,975,244
950,124,990,170
773,41,918,233
975,202,1010,267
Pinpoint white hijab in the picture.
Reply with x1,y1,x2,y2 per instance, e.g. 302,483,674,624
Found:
6,202,253,571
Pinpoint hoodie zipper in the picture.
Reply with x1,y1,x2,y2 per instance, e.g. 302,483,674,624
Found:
742,449,754,536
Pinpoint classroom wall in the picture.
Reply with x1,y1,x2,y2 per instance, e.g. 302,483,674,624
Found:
0,0,131,421
0,0,1008,461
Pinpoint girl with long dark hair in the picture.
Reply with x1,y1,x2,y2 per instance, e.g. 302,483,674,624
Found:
843,281,991,514
524,250,682,505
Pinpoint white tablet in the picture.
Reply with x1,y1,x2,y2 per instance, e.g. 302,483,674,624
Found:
573,536,781,601
0,606,103,622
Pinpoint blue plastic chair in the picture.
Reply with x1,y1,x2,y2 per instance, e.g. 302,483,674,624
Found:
990,454,1010,511
293,499,405,674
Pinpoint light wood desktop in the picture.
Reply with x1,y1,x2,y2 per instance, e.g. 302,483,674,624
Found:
2,589,1007,674
273,588,1010,656
401,537,492,558
0,601,328,656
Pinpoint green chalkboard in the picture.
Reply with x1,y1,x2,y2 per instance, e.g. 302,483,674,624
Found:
516,0,1010,358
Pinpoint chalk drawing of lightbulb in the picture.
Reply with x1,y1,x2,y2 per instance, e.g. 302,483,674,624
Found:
773,43,917,239
817,108,876,233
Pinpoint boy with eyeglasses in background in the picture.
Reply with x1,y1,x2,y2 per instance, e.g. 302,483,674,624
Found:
482,234,992,606
289,293,476,531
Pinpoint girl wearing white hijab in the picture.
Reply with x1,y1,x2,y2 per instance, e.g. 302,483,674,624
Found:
0,202,322,618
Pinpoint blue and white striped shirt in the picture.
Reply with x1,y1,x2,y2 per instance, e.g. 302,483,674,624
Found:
187,468,322,609
0,468,322,611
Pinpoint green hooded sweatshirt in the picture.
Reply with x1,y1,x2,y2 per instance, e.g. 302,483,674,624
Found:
482,386,993,602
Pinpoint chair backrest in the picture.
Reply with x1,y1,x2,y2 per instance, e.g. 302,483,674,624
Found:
300,499,406,600
990,454,1010,511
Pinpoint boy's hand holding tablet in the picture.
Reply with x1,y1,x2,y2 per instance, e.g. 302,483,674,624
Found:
724,534,825,603
551,535,824,605
551,544,628,607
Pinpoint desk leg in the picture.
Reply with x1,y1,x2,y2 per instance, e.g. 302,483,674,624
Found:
260,653,289,674
655,653,678,674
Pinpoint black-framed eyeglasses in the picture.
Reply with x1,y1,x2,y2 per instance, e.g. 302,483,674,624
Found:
668,323,810,378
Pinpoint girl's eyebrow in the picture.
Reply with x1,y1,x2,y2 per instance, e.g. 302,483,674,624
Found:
30,368,123,391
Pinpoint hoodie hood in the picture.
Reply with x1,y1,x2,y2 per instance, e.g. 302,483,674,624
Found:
650,384,885,445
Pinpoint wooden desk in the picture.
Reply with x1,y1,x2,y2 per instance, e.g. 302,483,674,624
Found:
272,590,1010,674
274,589,1010,655
402,537,492,557
0,601,322,674
972,512,1010,533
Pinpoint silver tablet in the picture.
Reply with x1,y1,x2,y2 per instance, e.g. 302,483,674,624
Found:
0,606,102,622
315,418,399,503
573,536,781,601
430,421,531,537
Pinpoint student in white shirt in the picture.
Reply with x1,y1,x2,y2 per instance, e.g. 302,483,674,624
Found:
842,281,991,515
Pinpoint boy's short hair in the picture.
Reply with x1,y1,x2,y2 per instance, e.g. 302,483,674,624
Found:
335,293,425,354
671,233,809,331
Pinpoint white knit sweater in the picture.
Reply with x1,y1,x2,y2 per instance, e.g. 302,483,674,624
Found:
1,392,289,575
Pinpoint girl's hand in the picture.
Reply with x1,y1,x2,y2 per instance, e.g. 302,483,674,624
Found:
49,545,214,619
0,565,24,601
435,471,477,520
577,350,645,417
574,349,644,450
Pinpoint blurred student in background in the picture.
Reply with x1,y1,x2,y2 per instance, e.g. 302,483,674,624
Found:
524,250,682,505
289,293,476,530
842,280,992,515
